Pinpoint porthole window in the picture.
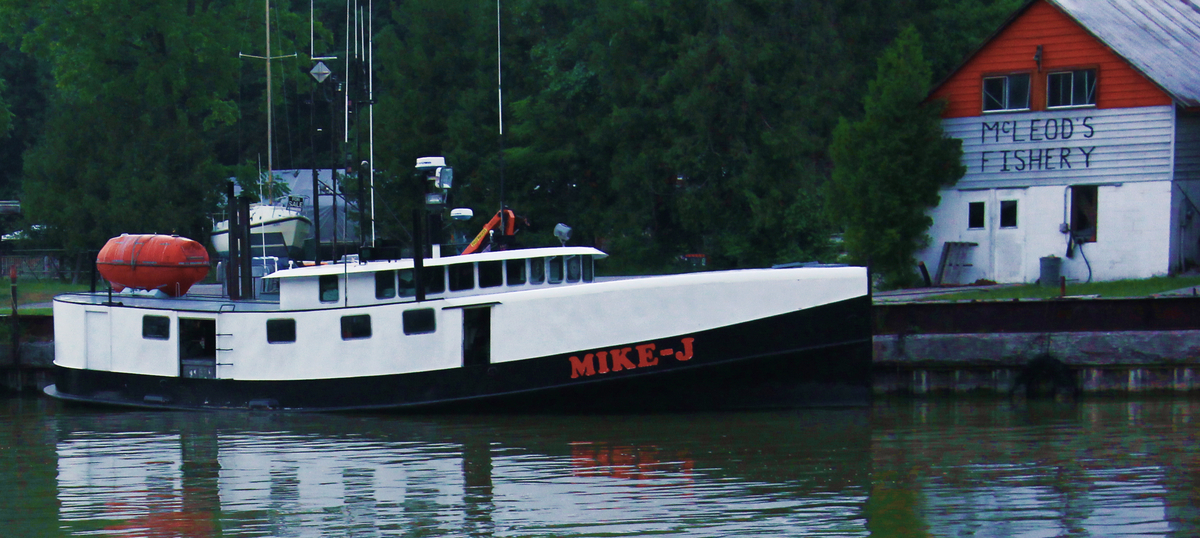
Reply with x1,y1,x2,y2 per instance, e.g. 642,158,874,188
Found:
319,274,339,303
548,256,564,284
582,256,594,282
267,319,296,343
142,315,170,340
375,270,396,299
449,263,475,291
506,259,526,285
529,257,545,284
566,256,582,283
479,261,503,288
398,268,416,297
341,314,372,340
403,308,437,335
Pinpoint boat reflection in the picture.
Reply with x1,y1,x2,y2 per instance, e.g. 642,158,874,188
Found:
35,400,1200,537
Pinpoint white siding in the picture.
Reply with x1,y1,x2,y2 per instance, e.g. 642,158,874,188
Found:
945,106,1174,189
920,182,1173,283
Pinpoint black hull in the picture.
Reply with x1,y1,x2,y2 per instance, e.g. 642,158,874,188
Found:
48,296,872,412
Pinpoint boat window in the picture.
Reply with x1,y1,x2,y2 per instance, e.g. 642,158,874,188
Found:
548,256,564,284
449,263,475,291
582,256,594,282
398,268,416,297
506,259,526,285
375,270,396,299
566,256,581,283
267,319,296,343
423,267,445,295
341,314,371,340
319,275,339,303
142,315,170,340
529,257,545,284
403,308,437,335
479,261,503,288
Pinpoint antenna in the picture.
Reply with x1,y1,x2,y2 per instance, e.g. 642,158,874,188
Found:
497,0,506,240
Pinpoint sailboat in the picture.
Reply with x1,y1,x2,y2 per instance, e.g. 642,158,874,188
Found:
212,0,313,262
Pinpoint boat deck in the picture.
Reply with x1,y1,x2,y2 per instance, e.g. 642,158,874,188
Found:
54,291,283,313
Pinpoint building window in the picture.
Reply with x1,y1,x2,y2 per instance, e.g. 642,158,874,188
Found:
267,319,296,343
375,270,396,299
1071,185,1098,243
506,259,526,285
479,261,503,288
983,74,1030,112
449,263,475,291
1000,200,1018,228
319,275,339,303
403,308,436,335
968,202,985,229
1048,69,1096,108
341,314,372,340
143,315,170,340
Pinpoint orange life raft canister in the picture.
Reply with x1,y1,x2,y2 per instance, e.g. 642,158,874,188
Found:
96,234,210,297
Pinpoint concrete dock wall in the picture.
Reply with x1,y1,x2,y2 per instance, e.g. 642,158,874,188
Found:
874,296,1200,395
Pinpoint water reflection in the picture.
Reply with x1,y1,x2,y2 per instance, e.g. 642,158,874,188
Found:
2,397,1198,536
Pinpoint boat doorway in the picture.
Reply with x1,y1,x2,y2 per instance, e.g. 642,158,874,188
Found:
463,307,491,367
179,318,217,379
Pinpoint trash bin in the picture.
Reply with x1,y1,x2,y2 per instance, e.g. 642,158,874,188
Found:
1039,255,1061,287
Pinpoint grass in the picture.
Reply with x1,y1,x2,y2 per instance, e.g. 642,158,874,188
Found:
0,278,92,312
920,275,1200,301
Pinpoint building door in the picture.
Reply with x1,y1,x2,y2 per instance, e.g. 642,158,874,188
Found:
85,311,111,370
991,188,1027,282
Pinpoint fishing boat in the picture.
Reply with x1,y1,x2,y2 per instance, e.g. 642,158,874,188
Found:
45,249,871,411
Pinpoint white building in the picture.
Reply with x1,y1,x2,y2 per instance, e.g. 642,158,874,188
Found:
917,0,1200,284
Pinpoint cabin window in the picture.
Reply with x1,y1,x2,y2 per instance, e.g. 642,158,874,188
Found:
982,73,1030,112
479,261,503,288
968,202,985,229
1048,69,1096,108
398,268,416,297
403,308,437,335
548,256,564,284
449,263,475,291
341,314,372,340
422,267,445,295
143,316,170,340
582,256,594,282
529,257,546,284
375,270,396,299
267,319,296,343
506,259,526,285
319,275,339,303
1070,185,1098,243
1000,200,1018,228
566,256,582,283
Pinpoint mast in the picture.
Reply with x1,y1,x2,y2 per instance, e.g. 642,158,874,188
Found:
497,0,506,240
239,0,295,203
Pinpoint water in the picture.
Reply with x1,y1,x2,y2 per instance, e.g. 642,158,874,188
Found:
2,397,1198,537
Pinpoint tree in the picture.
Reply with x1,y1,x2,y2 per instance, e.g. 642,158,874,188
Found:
825,26,965,288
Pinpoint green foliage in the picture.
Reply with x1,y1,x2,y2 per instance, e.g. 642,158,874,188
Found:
825,26,966,289
0,0,1020,275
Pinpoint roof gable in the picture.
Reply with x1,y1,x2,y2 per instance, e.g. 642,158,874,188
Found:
930,0,1199,117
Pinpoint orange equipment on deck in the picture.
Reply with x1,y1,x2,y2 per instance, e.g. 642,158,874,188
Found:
96,234,210,297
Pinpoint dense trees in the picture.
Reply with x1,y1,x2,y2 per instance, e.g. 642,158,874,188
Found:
826,27,966,288
0,0,1019,281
